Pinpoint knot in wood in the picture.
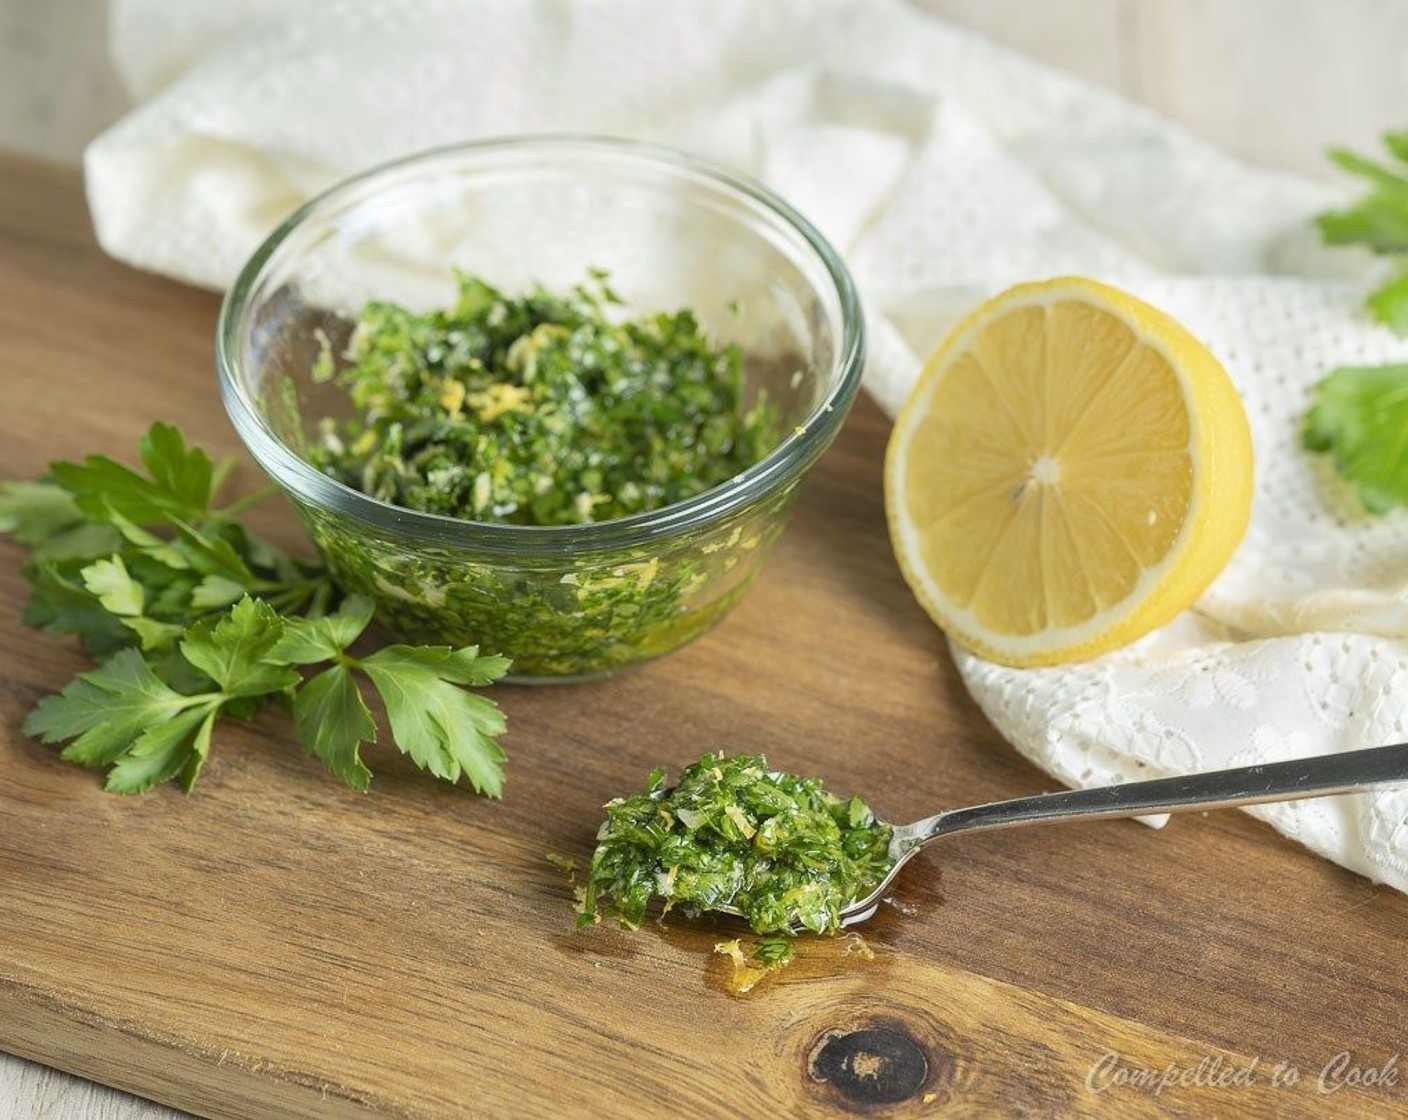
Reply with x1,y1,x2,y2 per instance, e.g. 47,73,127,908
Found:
809,1024,930,1106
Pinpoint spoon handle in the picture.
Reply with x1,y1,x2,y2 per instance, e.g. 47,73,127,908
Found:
904,742,1408,848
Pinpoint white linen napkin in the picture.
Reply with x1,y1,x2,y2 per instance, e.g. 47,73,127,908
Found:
88,0,1408,889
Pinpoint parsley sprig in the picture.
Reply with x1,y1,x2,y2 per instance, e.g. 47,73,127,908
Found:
1303,131,1408,511
1318,131,1408,334
1,423,510,795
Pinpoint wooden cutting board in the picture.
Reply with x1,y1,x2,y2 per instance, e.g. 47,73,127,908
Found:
2,151,1406,1119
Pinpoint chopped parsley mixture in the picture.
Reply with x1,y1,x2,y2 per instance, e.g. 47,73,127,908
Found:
293,271,788,678
577,753,895,936
307,271,778,526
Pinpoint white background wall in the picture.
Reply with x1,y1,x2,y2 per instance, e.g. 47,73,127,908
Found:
1,1,1406,1117
3,0,1407,178
0,0,125,164
925,0,1408,178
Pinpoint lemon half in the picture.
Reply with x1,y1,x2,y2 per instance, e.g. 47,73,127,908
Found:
885,277,1253,667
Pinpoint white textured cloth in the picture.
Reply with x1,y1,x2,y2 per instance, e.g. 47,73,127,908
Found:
89,0,1408,888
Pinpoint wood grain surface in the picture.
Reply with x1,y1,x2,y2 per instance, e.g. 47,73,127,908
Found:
2,152,1407,1119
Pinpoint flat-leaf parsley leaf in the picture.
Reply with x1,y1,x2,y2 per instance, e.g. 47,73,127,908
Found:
1304,363,1408,512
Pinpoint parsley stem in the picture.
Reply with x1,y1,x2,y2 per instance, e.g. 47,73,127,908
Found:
208,484,281,523
210,456,236,495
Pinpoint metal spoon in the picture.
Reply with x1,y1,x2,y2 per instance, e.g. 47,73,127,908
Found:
721,742,1408,930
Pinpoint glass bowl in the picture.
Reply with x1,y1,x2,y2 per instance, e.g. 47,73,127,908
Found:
216,136,865,681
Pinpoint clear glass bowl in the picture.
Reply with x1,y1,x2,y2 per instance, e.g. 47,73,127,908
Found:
217,136,865,681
